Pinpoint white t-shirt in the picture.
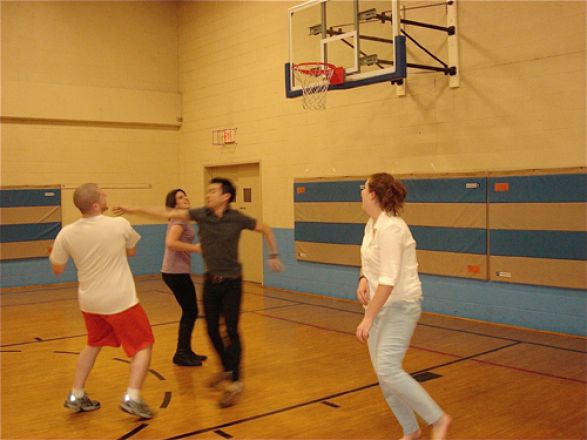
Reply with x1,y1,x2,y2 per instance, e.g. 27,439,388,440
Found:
49,215,141,314
361,211,422,306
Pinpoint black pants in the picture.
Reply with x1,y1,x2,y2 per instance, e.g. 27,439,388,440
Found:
203,276,242,381
161,273,199,353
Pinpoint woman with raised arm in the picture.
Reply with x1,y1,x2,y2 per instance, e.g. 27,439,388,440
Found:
355,173,451,440
161,189,207,367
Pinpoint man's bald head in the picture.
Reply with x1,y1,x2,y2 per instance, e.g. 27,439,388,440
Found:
73,183,101,214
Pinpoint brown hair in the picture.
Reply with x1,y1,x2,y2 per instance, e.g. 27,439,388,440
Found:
368,173,407,215
165,188,186,208
73,183,100,214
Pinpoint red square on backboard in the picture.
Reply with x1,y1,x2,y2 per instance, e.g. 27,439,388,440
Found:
494,182,509,192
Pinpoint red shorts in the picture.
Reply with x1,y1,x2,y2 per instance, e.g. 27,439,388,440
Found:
82,303,154,357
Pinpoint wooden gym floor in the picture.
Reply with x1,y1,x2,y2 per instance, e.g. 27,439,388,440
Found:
1,277,586,439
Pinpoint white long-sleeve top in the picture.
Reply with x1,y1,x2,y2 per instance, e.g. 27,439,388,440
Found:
360,211,422,306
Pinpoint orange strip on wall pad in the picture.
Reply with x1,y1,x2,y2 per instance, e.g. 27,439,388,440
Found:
296,187,306,194
494,182,509,192
467,265,481,274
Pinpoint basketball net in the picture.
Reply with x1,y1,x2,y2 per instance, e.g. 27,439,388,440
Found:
292,62,335,110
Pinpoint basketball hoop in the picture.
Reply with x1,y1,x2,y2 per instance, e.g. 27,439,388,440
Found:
292,62,337,110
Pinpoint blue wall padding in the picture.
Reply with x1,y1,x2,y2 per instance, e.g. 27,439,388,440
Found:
411,226,487,254
294,177,487,203
263,228,587,336
490,230,587,260
295,221,487,254
0,189,61,207
0,223,61,243
403,178,487,203
489,174,587,203
294,181,363,203
294,222,364,245
0,224,205,288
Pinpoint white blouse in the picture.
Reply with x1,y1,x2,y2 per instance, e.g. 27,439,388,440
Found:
360,211,422,305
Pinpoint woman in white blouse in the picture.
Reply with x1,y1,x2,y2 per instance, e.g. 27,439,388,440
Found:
356,173,451,440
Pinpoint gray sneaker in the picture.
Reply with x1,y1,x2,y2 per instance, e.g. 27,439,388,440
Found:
119,395,154,419
206,371,232,389
64,392,101,413
219,381,244,408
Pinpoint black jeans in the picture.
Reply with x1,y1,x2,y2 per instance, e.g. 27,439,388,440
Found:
203,275,242,381
162,273,199,353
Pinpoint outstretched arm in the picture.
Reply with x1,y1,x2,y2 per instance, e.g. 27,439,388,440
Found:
254,222,284,272
112,205,189,221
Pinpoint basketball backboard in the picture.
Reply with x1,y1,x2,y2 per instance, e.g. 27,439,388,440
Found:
286,0,459,98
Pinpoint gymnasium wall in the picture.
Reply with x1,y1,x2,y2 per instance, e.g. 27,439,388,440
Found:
0,2,181,284
1,2,585,335
176,1,586,335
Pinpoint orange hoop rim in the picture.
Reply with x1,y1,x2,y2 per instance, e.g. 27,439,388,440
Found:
292,62,337,76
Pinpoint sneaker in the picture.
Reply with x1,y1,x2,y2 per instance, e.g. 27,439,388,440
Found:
219,381,244,408
119,395,154,419
173,351,202,367
64,392,101,413
206,371,232,389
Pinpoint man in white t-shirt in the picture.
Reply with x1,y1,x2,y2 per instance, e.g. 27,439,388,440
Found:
50,183,155,419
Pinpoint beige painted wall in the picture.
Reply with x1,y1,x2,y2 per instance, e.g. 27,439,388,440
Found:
1,1,181,224
2,1,584,228
177,1,586,228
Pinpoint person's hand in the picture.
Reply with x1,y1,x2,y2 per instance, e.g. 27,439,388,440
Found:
356,317,372,343
267,257,284,272
111,205,135,216
193,243,202,254
356,277,369,306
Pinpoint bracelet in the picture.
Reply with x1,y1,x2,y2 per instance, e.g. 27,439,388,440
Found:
358,275,367,281
268,253,279,259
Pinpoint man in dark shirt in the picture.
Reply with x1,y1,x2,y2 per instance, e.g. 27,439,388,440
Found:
114,177,283,407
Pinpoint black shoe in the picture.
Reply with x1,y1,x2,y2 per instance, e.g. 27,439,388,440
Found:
173,351,202,367
190,352,208,362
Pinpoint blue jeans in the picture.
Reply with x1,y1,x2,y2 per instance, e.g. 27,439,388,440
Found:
367,300,443,435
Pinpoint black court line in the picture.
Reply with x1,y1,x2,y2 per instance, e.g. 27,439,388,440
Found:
247,303,302,313
1,333,87,348
117,423,149,440
164,382,379,440
409,342,522,375
214,429,233,439
148,368,166,381
418,322,587,354
34,337,43,341
321,401,340,408
160,391,172,408
163,340,546,440
150,289,174,295
112,358,166,381
0,349,22,352
254,311,587,385
3,284,583,355
0,297,78,307
246,290,587,354
53,350,80,355
0,320,191,348
412,371,443,383
247,290,358,315
0,284,77,294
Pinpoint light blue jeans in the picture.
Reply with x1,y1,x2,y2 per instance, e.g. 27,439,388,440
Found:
367,300,444,436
